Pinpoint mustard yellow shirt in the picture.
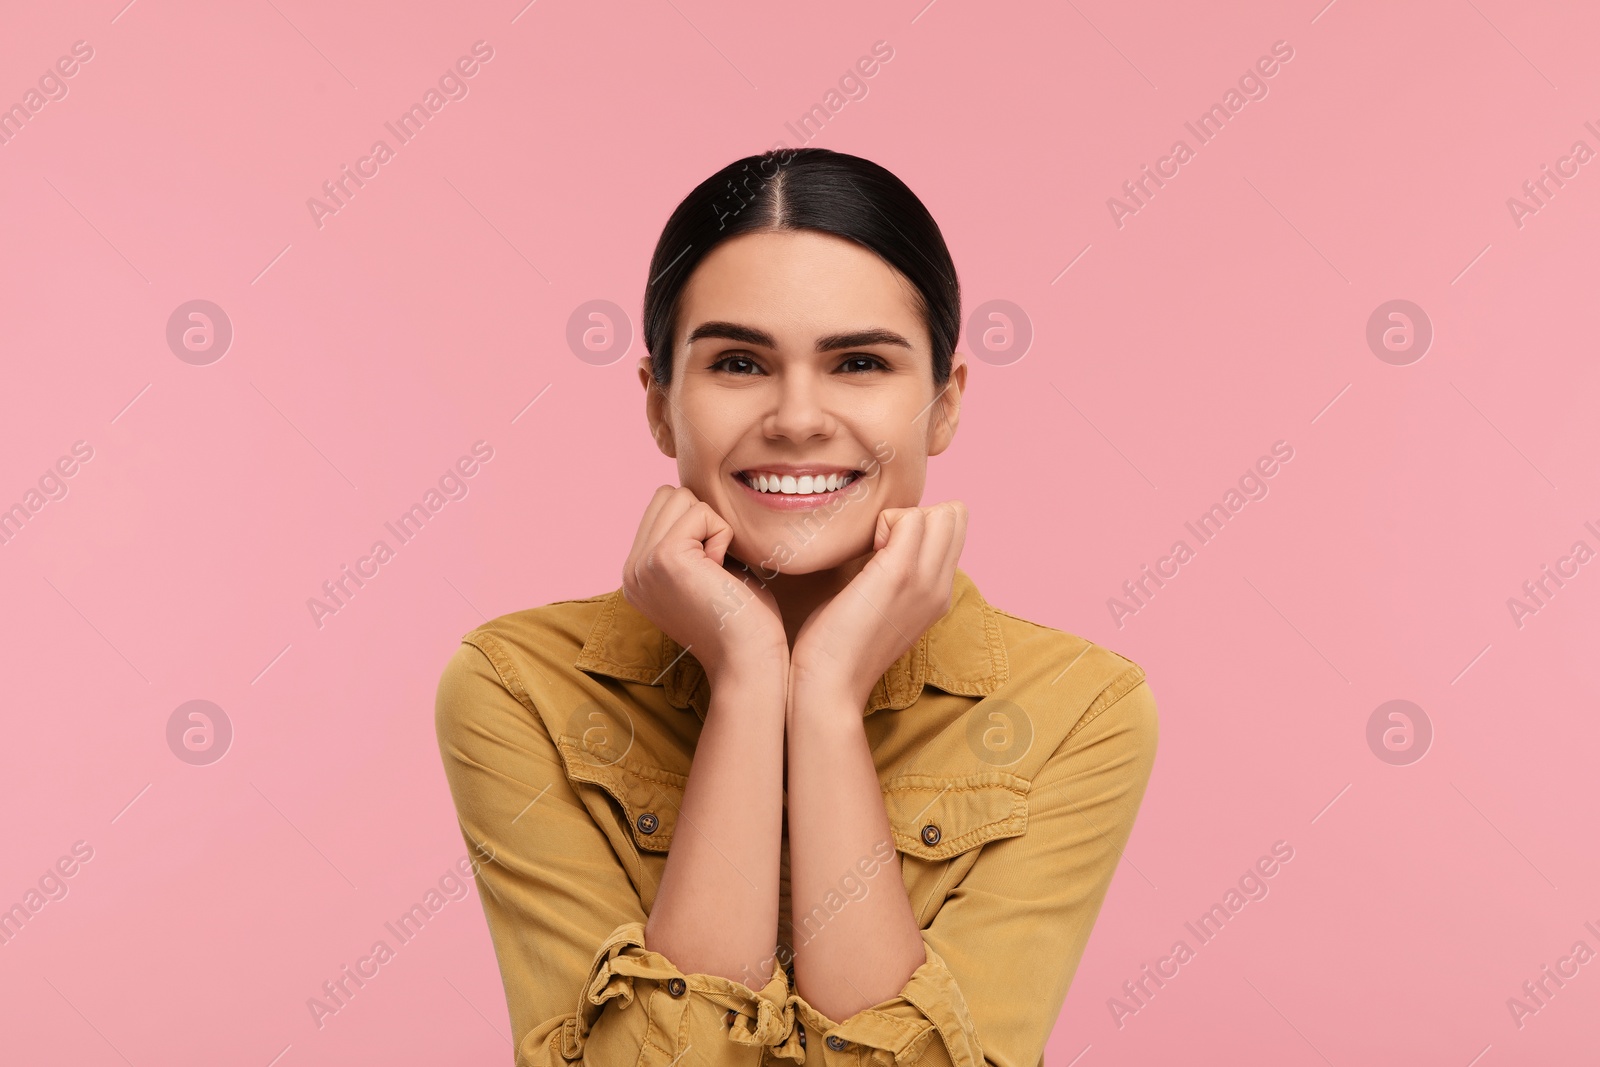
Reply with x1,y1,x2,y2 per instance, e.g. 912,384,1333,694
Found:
434,567,1159,1066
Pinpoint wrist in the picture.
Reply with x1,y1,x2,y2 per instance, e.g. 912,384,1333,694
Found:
703,642,790,694
786,665,872,724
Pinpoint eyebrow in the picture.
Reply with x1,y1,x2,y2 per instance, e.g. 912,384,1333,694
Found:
684,321,914,353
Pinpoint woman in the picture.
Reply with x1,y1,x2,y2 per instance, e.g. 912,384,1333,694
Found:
435,147,1159,1067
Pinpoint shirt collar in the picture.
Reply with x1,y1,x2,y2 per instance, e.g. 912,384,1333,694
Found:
573,567,1010,721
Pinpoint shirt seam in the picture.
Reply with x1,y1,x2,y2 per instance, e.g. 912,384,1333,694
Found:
543,592,615,607
987,605,1062,629
459,632,537,714
1064,663,1149,742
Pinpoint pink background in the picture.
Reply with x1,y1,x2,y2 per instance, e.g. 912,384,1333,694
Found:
2,0,1597,1063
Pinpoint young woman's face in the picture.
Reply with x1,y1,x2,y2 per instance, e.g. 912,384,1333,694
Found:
640,229,966,576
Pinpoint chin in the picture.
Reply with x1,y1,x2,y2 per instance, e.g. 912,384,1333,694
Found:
727,530,871,579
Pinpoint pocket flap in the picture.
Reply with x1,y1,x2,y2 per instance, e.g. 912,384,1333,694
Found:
882,771,1029,861
556,738,687,853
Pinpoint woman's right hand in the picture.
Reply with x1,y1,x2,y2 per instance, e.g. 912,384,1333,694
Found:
621,485,788,687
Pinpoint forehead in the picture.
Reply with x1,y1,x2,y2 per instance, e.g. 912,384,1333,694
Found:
674,230,927,350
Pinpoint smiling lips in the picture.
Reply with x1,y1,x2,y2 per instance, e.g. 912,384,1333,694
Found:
733,466,863,509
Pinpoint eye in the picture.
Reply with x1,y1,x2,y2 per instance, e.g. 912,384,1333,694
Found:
839,355,888,373
710,354,764,375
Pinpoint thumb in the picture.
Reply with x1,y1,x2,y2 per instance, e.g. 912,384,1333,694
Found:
686,501,734,565
874,507,916,552
703,520,734,566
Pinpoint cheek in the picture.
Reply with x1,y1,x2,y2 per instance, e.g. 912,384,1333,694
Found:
669,426,732,495
866,440,925,508
673,393,749,479
883,464,924,507
674,443,721,495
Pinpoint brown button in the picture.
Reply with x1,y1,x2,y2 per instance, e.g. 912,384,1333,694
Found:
920,823,941,846
725,1008,737,1025
666,977,686,996
796,1021,806,1049
636,812,659,834
826,1034,849,1051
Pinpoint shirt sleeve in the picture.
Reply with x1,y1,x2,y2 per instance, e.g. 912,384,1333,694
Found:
434,637,806,1066
783,669,1160,1067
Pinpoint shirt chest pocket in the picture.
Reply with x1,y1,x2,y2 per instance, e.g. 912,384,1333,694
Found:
555,738,687,854
881,772,1030,921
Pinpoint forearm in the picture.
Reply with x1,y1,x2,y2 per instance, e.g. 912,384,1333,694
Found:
644,665,787,986
785,690,925,1022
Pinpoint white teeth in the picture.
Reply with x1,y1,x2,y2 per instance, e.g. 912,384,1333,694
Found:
743,472,857,495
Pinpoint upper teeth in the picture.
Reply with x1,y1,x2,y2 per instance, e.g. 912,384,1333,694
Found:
745,472,856,495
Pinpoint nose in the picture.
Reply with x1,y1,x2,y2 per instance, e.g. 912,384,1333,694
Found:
764,369,832,442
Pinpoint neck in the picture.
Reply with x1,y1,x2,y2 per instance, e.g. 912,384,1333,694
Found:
739,551,872,649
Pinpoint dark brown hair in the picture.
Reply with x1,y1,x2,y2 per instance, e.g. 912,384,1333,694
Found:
641,147,960,387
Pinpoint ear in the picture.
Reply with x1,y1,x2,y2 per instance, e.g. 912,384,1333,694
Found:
638,356,677,458
925,351,967,457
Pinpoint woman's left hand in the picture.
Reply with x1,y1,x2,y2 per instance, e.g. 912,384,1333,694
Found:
789,500,969,713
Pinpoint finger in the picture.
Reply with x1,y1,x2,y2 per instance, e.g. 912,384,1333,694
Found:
875,506,926,561
933,502,969,607
659,499,733,563
916,502,958,575
873,506,918,552
702,511,735,566
642,486,701,555
627,485,679,563
625,485,680,590
630,486,700,592
914,505,961,612
941,501,969,576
